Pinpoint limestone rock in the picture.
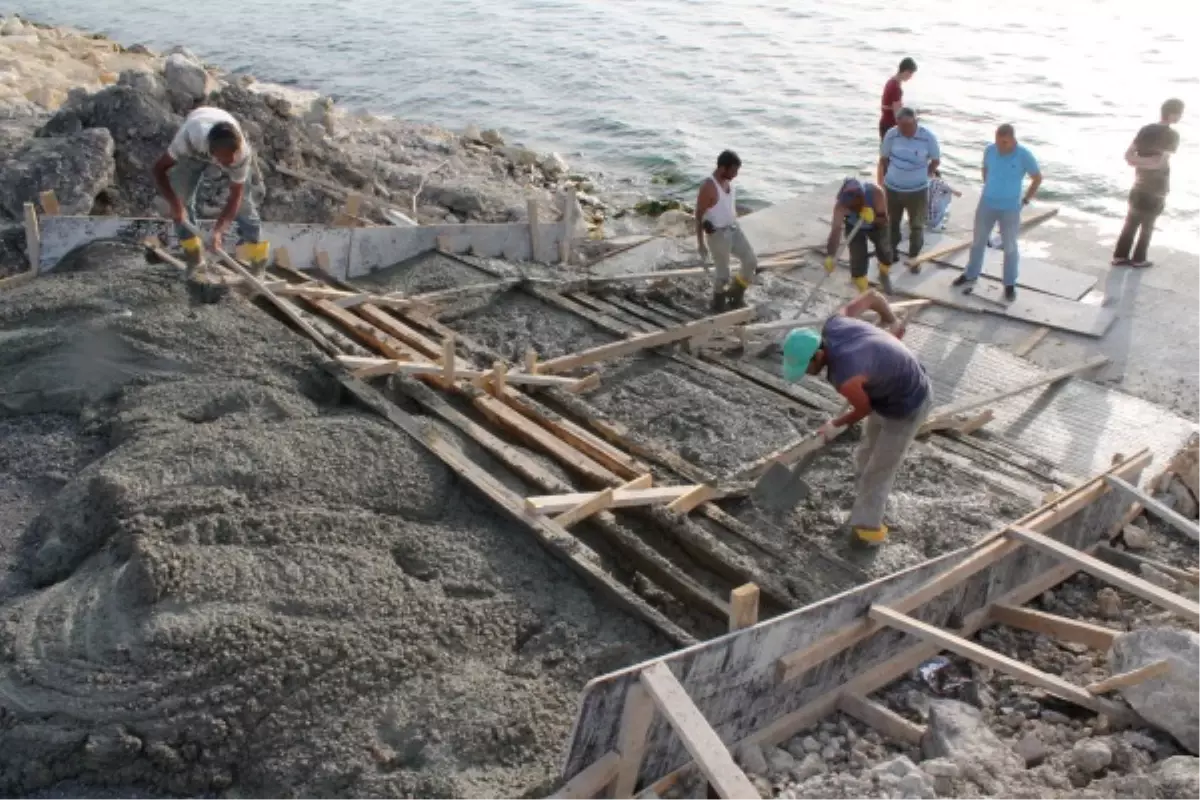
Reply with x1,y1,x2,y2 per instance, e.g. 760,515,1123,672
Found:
0,127,115,219
117,68,166,100
1122,523,1150,549
801,735,822,754
539,151,569,178
898,771,936,799
1015,732,1049,767
1153,755,1200,799
1109,628,1199,754
479,128,504,146
1168,475,1199,518
764,746,795,775
1071,738,1112,774
794,752,826,781
1,16,25,35
1096,587,1122,619
461,124,483,143
921,757,959,796
737,742,769,776
163,52,211,102
872,755,917,777
922,699,1024,773
499,145,538,167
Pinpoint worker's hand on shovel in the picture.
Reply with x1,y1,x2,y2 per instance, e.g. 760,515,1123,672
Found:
817,420,845,443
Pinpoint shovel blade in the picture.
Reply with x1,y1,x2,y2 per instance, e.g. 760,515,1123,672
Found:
752,461,812,513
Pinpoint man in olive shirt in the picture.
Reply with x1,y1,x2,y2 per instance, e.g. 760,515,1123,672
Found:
1113,98,1184,268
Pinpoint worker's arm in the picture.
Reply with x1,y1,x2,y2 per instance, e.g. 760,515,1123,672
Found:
152,153,185,222
694,180,716,253
877,156,889,188
826,203,847,256
838,289,898,327
1022,172,1042,206
831,376,873,428
1125,140,1168,170
927,132,941,176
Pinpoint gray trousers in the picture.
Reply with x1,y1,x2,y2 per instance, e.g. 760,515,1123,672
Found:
707,225,757,292
169,156,262,243
851,392,933,529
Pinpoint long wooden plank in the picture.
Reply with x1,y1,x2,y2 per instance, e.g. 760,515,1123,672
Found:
890,267,1116,338
1104,475,1200,542
988,603,1118,652
356,304,445,358
1006,525,1200,624
331,367,697,647
639,663,759,800
610,684,657,799
550,751,620,799
920,355,1109,433
868,604,1133,723
773,450,1151,684
1095,544,1200,586
555,488,616,528
537,307,756,374
338,355,583,387
837,693,925,746
586,267,709,286
527,486,704,515
1086,659,1171,695
309,299,417,359
908,207,1059,267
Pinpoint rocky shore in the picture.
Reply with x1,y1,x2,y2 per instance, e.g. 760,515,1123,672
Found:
0,13,684,278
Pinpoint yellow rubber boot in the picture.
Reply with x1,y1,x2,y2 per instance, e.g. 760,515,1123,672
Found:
179,235,204,279
877,263,894,295
727,273,750,308
245,240,270,278
852,275,870,294
853,525,888,546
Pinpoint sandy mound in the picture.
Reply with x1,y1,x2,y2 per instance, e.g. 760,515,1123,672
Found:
0,243,666,797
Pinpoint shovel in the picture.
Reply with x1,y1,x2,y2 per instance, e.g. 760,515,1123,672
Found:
751,426,844,513
796,217,864,316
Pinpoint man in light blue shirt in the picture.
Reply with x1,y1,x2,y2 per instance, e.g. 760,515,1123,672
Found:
954,124,1043,301
878,108,940,269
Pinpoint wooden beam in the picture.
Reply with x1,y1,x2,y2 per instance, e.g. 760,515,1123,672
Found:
525,347,539,374
773,450,1152,684
920,355,1108,434
567,372,601,394
538,307,756,374
639,663,759,800
868,604,1134,723
526,486,707,515
23,202,40,273
357,305,445,358
554,487,616,528
1005,525,1200,624
1013,326,1051,357
586,267,709,287
310,299,416,359
988,603,1119,652
1103,475,1199,542
837,693,925,747
907,207,1059,268
729,583,760,632
330,367,697,647
550,751,619,799
490,360,508,396
609,684,656,799
1095,544,1200,586
1086,659,1171,695
336,356,582,387
39,190,60,216
667,484,717,515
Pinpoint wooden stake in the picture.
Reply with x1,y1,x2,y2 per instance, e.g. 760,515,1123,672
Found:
667,484,717,515
23,202,40,272
528,486,704,515
442,335,456,387
728,583,760,631
528,198,541,263
525,347,539,374
275,246,293,269
39,190,60,216
554,487,615,528
490,360,507,396
639,662,759,799
1086,659,1171,695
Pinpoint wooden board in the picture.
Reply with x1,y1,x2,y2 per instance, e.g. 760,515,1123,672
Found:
1104,475,1200,542
887,266,1116,338
557,453,1146,787
528,486,706,515
1086,659,1171,695
938,248,1098,300
837,693,925,746
988,603,1118,652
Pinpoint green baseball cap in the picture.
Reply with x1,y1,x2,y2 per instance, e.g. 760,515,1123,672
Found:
782,328,821,382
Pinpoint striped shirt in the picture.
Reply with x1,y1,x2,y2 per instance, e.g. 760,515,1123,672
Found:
880,126,940,192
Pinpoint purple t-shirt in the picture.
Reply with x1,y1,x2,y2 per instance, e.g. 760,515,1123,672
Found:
822,316,930,419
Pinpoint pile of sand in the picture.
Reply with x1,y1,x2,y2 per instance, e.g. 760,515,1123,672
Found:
0,243,666,797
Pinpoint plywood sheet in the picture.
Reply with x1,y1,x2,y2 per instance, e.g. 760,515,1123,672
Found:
937,248,1097,300
559,473,1139,789
888,266,1115,338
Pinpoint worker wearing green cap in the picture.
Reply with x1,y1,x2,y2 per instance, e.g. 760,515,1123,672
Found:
781,290,932,546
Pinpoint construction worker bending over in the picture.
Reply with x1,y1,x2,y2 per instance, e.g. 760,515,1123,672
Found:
153,106,269,275
695,149,758,311
827,178,893,295
780,290,932,547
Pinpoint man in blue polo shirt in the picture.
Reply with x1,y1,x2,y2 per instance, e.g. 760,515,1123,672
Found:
878,108,940,267
954,124,1043,301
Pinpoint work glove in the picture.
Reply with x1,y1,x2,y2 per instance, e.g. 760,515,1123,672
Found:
860,207,875,224
824,255,836,274
817,420,843,442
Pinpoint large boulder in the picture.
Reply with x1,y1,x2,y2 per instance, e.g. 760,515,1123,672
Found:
1109,628,1199,754
0,128,115,218
163,52,211,105
922,699,1024,792
1153,755,1200,799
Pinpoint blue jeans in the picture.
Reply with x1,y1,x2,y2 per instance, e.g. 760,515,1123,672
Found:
963,202,1020,286
169,156,261,243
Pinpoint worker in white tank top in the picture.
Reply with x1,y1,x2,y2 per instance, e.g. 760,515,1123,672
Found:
694,150,758,311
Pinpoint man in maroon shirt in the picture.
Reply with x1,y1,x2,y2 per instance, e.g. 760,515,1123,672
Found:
880,57,917,140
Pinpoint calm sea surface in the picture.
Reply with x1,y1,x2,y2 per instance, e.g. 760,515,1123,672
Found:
11,0,1199,252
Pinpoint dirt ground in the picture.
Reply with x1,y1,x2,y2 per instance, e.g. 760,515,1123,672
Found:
0,243,668,798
